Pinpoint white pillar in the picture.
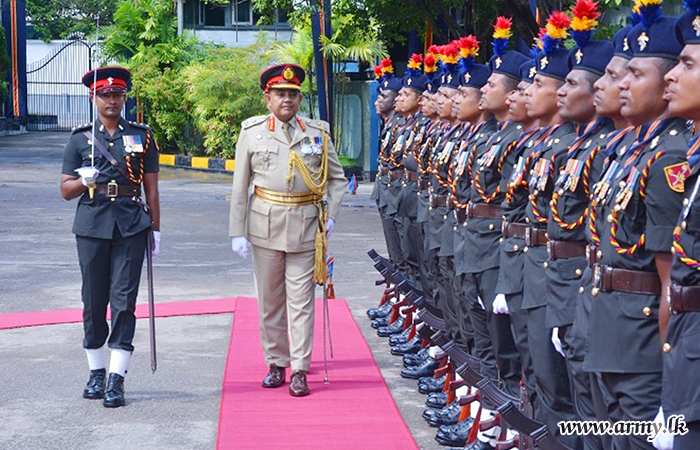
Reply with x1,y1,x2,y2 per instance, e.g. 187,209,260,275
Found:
177,0,184,36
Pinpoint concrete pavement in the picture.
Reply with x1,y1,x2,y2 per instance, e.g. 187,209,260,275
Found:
0,132,439,449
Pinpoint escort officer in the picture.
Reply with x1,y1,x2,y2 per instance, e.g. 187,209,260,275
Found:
653,4,700,447
583,3,691,447
229,64,346,397
61,66,160,408
520,11,580,448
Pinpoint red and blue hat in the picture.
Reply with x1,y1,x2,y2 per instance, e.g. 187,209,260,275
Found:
489,17,529,81
402,54,430,93
674,0,700,45
260,64,306,92
82,66,131,94
568,0,613,76
457,35,491,89
627,0,682,59
536,11,573,81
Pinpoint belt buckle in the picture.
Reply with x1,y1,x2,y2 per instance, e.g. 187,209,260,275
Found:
525,227,532,246
547,240,553,259
107,181,118,198
592,265,603,291
502,220,507,236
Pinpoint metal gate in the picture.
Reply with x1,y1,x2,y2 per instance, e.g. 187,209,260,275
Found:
26,39,97,131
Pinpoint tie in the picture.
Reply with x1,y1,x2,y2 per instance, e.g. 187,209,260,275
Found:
282,122,292,144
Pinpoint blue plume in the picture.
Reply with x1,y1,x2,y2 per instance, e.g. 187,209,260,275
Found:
543,34,563,55
458,56,475,78
639,3,663,29
571,29,593,49
684,0,700,14
492,39,509,58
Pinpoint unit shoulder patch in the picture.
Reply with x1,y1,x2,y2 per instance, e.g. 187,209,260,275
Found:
664,161,691,193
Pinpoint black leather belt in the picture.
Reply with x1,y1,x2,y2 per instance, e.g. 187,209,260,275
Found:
95,182,141,198
455,208,467,223
430,195,450,208
419,178,430,190
592,265,661,296
524,227,548,247
467,203,502,219
548,240,586,260
670,284,700,313
405,170,420,182
502,221,527,239
389,169,405,181
586,245,601,268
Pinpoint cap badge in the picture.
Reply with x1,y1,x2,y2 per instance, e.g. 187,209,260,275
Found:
575,49,583,65
540,56,549,70
447,74,453,83
529,66,536,79
694,16,700,37
638,32,649,52
107,77,114,85
384,80,389,87
427,83,432,91
495,57,502,69
283,66,295,81
464,72,471,83
407,78,413,85
623,38,629,52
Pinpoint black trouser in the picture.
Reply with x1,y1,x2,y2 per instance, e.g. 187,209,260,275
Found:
463,267,521,398
437,256,460,344
379,206,404,268
675,420,700,450
77,227,148,352
526,305,579,449
599,371,661,450
506,292,536,405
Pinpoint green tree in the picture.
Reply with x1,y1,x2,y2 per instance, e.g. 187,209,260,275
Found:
27,0,116,42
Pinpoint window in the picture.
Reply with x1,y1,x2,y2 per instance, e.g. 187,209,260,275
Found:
233,0,252,25
202,2,226,26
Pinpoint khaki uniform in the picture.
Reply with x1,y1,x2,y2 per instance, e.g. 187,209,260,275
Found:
229,113,346,371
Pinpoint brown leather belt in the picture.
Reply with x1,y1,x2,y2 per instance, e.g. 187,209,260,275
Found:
389,169,405,181
405,170,420,182
378,166,389,176
548,240,586,260
592,265,661,295
95,182,141,198
419,178,431,190
670,284,700,313
586,245,601,268
502,221,527,239
525,227,548,247
467,203,502,219
456,208,467,223
430,195,450,208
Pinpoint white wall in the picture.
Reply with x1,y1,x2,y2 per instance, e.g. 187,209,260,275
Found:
192,29,292,47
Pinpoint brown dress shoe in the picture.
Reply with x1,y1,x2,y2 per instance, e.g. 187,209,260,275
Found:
262,364,285,388
289,370,310,397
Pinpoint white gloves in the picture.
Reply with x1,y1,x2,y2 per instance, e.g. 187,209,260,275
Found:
477,296,485,310
493,293,509,314
75,166,99,188
152,231,161,256
231,236,250,259
326,218,335,238
652,407,674,450
551,327,565,358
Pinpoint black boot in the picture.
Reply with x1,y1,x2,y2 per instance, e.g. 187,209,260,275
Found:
400,356,438,379
370,315,391,329
404,347,430,366
377,318,405,337
435,417,475,447
367,301,393,319
418,373,447,394
391,337,422,355
103,373,125,408
430,401,462,427
425,391,447,408
388,327,411,346
82,368,106,399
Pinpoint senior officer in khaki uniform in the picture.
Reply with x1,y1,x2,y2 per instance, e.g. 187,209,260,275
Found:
229,64,346,397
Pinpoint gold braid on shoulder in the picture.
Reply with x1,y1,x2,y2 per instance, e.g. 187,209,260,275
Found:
286,131,330,284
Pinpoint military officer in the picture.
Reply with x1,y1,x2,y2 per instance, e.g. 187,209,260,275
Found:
654,3,700,447
229,64,346,397
60,66,160,408
583,3,691,448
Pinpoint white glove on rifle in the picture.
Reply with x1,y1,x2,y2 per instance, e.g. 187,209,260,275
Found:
326,218,335,239
551,327,565,358
493,293,509,315
152,231,161,256
652,407,674,450
231,236,250,259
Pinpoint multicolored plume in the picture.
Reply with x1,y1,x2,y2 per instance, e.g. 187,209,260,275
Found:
457,35,479,73
636,0,664,29
492,16,513,57
424,53,437,74
570,0,600,48
543,11,572,54
530,28,546,58
683,0,700,14
406,53,423,77
380,57,394,76
374,65,382,80
442,41,460,66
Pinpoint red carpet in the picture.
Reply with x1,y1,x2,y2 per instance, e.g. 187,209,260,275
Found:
0,298,236,330
216,297,418,450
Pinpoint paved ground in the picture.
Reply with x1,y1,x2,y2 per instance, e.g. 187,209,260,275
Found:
0,132,442,450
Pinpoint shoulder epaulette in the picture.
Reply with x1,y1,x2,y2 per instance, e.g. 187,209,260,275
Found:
71,123,92,134
304,118,331,133
242,115,268,130
128,121,154,133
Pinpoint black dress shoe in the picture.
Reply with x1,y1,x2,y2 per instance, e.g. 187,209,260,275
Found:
418,374,447,394
262,364,286,388
426,391,447,408
422,406,442,422
377,318,405,337
430,401,461,427
435,417,475,447
404,347,430,366
400,357,438,379
367,301,393,319
83,368,106,399
463,439,495,450
391,337,422,356
371,315,391,329
389,327,411,345
289,370,310,397
103,373,125,408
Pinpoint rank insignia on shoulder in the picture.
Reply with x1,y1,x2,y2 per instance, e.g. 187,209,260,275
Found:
664,161,691,193
123,135,144,153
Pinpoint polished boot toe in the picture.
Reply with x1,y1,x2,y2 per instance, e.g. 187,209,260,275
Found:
388,327,411,345
262,364,286,388
425,391,447,408
403,347,430,366
377,318,405,337
103,373,125,408
289,370,310,397
83,368,106,399
418,374,447,394
430,402,461,427
367,301,392,319
435,417,475,447
371,315,391,329
463,438,495,450
400,357,438,379
391,337,422,355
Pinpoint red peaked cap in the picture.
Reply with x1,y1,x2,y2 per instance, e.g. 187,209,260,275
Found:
82,66,131,94
260,64,306,92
